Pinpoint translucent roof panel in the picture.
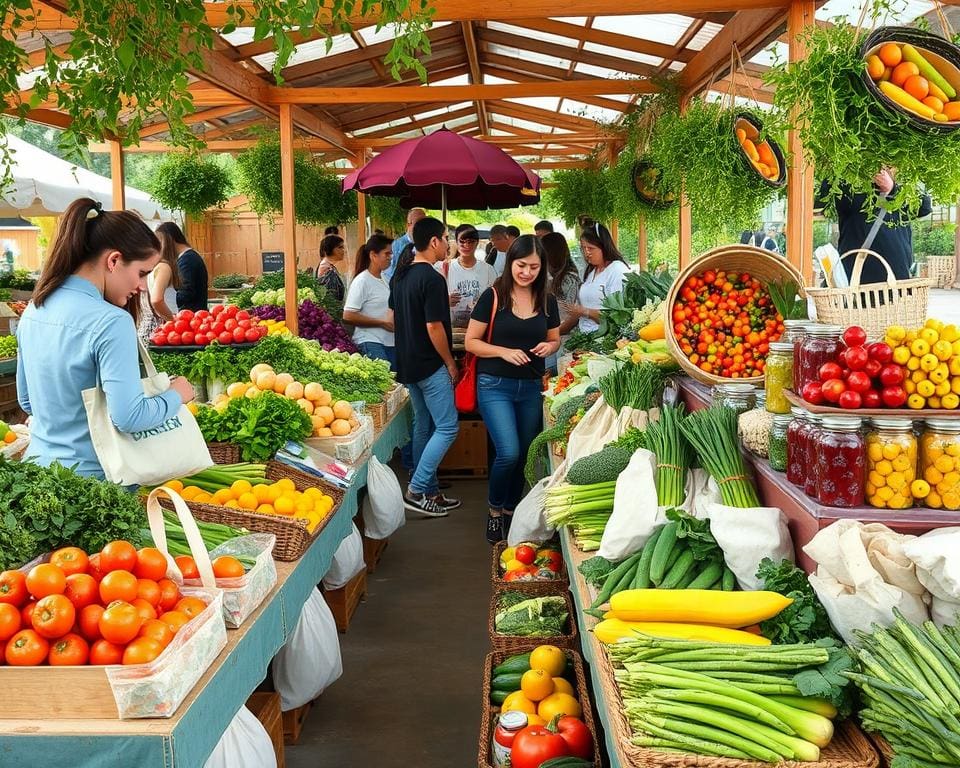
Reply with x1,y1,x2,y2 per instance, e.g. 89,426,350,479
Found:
484,74,519,85
220,29,257,46
574,62,628,79
561,101,621,123
486,43,570,70
352,117,418,136
445,115,477,129
750,42,788,68
487,21,580,48
582,42,662,67
430,73,470,86
815,0,933,23
358,21,450,45
590,15,692,46
491,115,566,134
254,33,357,71
686,22,723,52
505,96,561,112
551,17,587,24
415,103,473,120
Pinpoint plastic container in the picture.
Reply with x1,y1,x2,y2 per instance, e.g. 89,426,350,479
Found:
865,418,916,510
787,407,810,487
816,416,866,508
769,413,792,472
712,383,757,417
920,419,960,510
765,341,794,414
796,324,843,393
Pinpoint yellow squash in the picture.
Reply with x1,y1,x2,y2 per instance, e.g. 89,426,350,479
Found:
593,618,771,645
638,317,665,342
608,589,793,628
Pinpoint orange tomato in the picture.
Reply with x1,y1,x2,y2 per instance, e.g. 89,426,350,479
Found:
0,602,21,642
157,578,181,612
903,74,929,101
891,61,920,87
20,601,35,628
159,610,191,634
122,637,164,666
5,629,49,666
878,42,902,68
138,618,174,648
25,563,66,600
64,573,99,610
866,54,885,81
100,540,138,573
87,553,105,582
923,95,945,113
174,596,207,619
0,570,28,607
49,547,90,577
78,604,105,642
99,601,143,645
31,594,76,639
212,556,245,579
175,556,199,580
131,598,158,623
48,632,89,666
136,578,162,608
944,101,960,121
89,638,124,665
99,570,138,604
134,548,168,581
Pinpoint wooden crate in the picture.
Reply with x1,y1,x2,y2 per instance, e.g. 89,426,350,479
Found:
322,568,367,633
362,535,388,574
247,692,285,768
438,418,488,477
281,700,312,746
0,375,15,403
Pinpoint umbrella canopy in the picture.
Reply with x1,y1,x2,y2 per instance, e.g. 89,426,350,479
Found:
342,128,540,210
0,135,173,220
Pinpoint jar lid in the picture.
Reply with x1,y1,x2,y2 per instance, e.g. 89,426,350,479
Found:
769,341,794,352
790,407,807,418
806,324,844,337
821,415,863,430
783,319,809,328
870,417,913,430
715,383,757,394
773,414,794,426
925,418,960,432
498,711,529,731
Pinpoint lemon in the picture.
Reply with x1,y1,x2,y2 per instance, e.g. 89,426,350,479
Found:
868,470,887,488
876,486,895,501
274,496,295,516
193,492,212,504
920,354,939,372
936,379,952,396
212,488,234,505
892,346,912,365
935,455,954,474
925,466,945,485
530,645,567,677
942,324,960,343
231,479,253,497
934,340,954,361
911,339,931,357
908,394,927,409
887,325,906,342
256,503,276,516
927,490,944,508
907,356,921,371
266,484,283,503
867,443,884,462
910,369,927,384
921,328,940,346
950,359,960,377
917,380,936,398
502,691,537,715
904,380,917,395
930,396,943,409
552,678,575,696
252,483,272,503
911,478,931,498
944,394,960,410
237,492,258,510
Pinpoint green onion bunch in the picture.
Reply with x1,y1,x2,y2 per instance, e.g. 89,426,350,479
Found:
645,405,693,507
544,481,616,551
679,406,760,508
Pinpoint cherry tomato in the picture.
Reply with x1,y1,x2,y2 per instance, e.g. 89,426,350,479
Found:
882,385,908,408
818,362,844,382
838,390,862,409
862,389,882,408
843,346,869,371
867,342,894,364
821,378,847,404
879,364,905,387
843,326,868,347
846,371,872,394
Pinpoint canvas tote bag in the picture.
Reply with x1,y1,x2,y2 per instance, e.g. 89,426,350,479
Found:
82,339,212,486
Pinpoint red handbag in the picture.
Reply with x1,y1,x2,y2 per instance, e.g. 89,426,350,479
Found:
454,288,498,413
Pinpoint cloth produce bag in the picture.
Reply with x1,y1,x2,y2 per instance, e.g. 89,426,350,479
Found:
362,455,405,540
903,527,960,626
272,588,343,710
322,524,365,590
705,502,794,591
508,478,552,546
803,521,929,645
598,449,658,561
204,705,277,768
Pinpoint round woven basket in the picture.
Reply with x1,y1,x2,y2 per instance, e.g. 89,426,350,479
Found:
665,244,804,387
632,158,678,210
861,26,960,133
733,112,787,189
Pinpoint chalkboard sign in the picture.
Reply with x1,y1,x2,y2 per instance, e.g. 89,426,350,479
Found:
261,251,284,273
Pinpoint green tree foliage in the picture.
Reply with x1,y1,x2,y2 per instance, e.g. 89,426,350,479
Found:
914,222,957,256
367,196,406,234
146,153,232,217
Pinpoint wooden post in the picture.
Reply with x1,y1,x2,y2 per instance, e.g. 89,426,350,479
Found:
610,218,619,247
357,193,367,244
786,0,816,285
109,141,125,210
637,214,648,271
679,195,692,269
279,104,299,336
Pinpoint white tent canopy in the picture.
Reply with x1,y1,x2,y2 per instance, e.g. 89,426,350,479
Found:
0,135,172,221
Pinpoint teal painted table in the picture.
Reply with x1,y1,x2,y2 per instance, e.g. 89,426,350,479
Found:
0,404,411,768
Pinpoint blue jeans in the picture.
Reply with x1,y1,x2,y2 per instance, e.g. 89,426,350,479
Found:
357,341,395,367
477,374,543,511
406,365,459,496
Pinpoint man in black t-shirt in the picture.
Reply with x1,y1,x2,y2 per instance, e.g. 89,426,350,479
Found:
389,217,461,517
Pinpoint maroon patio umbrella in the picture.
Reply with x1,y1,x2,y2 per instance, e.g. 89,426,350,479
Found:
342,128,541,214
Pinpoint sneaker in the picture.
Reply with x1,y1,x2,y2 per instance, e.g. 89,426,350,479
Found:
429,493,462,510
404,492,449,518
486,513,504,544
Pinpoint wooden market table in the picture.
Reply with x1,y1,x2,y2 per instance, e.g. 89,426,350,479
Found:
0,403,412,768
678,377,960,572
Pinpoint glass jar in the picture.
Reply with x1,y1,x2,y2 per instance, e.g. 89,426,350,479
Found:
492,711,529,768
769,413,792,471
816,416,866,508
787,408,810,487
782,319,810,345
765,342,795,414
712,383,757,417
920,419,960,510
796,325,843,394
804,414,823,498
866,418,917,510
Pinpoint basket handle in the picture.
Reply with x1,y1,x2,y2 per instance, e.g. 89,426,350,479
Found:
146,486,217,588
837,248,898,289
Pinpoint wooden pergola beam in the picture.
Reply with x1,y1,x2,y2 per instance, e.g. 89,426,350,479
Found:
508,18,696,63
199,116,270,140
357,131,610,148
461,21,489,136
488,100,600,132
481,62,633,113
138,105,252,139
357,105,477,139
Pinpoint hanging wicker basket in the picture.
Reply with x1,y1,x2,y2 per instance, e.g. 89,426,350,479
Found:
733,112,787,188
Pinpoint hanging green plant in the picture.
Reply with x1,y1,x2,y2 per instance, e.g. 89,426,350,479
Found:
647,98,780,237
367,196,406,234
765,16,960,216
544,164,615,227
145,153,232,217
235,138,356,226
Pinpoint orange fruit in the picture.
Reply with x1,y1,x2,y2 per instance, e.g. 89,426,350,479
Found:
741,138,760,163
274,496,295,516
881,66,893,82
866,54,885,81
891,61,919,87
330,419,352,437
923,96,945,113
237,492,258,510
735,127,747,142
878,43,902,68
211,556,245,579
944,101,960,121
252,484,272,503
256,503,276,516
174,597,207,619
903,74,929,101
315,405,335,426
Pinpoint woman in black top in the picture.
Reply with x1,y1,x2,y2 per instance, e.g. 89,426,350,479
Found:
316,234,346,302
466,235,560,543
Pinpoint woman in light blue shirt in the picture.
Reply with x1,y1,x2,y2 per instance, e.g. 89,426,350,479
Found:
16,198,195,478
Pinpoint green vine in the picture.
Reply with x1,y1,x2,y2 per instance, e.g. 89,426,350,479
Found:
544,164,616,227
368,196,406,234
235,138,357,226
146,153,232,217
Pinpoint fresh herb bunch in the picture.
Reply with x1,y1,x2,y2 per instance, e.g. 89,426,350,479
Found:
0,269,34,290
544,165,616,227
596,271,674,341
768,280,808,321
597,361,666,410
195,391,313,462
766,18,960,216
647,405,693,507
679,406,760,507
648,98,780,237
232,269,341,320
145,153,231,217
564,328,603,353
0,458,146,569
578,555,617,589
756,558,838,644
212,273,249,290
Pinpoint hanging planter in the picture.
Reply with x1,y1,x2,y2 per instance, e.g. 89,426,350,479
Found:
733,112,787,188
631,159,678,209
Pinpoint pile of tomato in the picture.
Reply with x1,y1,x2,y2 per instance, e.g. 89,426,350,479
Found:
0,541,231,667
150,305,267,348
672,269,784,378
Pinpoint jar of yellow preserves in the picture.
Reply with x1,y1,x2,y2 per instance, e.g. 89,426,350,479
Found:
866,418,917,510
919,420,960,510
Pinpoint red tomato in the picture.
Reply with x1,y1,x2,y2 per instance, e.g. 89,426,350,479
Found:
843,326,868,347
196,333,211,347
842,346,869,371
89,639,124,665
196,310,210,321
151,332,167,346
838,390,862,409
863,358,883,379
846,371,872,394
0,570,28,607
100,541,138,573
211,304,225,316
50,547,89,577
179,310,194,321
862,389,882,408
189,318,201,332
167,332,181,346
232,327,246,343
0,602,21,642
5,629,49,666
224,318,238,332
212,322,225,335
224,305,238,318
48,633,89,666
64,573,99,610
510,724,570,768
867,342,894,364
515,545,536,565
236,310,250,321
879,364,905,387
181,331,195,346
87,553,105,582
818,362,844,382
556,716,593,759
31,594,76,639
136,579,162,608
803,383,824,405
237,319,251,330
160,321,175,333
882,385,908,408
244,328,260,342
173,319,189,334
218,331,233,345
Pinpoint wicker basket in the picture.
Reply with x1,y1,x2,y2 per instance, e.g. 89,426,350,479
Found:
869,733,894,768
926,254,957,289
665,245,804,386
365,400,387,431
488,590,578,651
596,647,880,768
491,541,568,595
806,249,932,339
478,647,602,768
165,445,345,561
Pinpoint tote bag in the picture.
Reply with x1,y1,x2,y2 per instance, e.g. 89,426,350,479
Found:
82,339,213,486
454,288,498,413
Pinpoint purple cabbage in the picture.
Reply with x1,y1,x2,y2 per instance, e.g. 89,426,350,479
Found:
251,301,358,353
250,304,286,321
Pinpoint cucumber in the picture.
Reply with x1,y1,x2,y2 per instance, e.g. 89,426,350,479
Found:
675,563,701,589
660,549,695,589
722,566,737,591
686,560,724,590
632,526,663,590
489,689,509,705
649,521,678,585
491,672,524,692
538,758,593,768
492,652,531,677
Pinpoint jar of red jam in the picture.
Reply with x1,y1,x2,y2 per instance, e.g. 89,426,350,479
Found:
492,711,528,767
804,413,823,498
787,407,810,487
796,324,843,393
816,415,866,508
783,320,809,394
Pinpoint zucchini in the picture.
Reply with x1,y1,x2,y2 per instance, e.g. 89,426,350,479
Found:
660,549,695,589
587,551,643,615
491,672,524,692
492,652,531,677
538,758,593,768
649,521,678,585
632,526,662,590
686,560,724,590
489,689,509,705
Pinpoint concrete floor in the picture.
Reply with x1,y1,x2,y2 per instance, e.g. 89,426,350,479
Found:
285,477,493,768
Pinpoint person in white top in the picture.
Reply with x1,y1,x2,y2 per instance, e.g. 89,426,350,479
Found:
343,234,396,365
438,224,497,328
486,224,517,276
137,228,181,341
561,218,633,333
